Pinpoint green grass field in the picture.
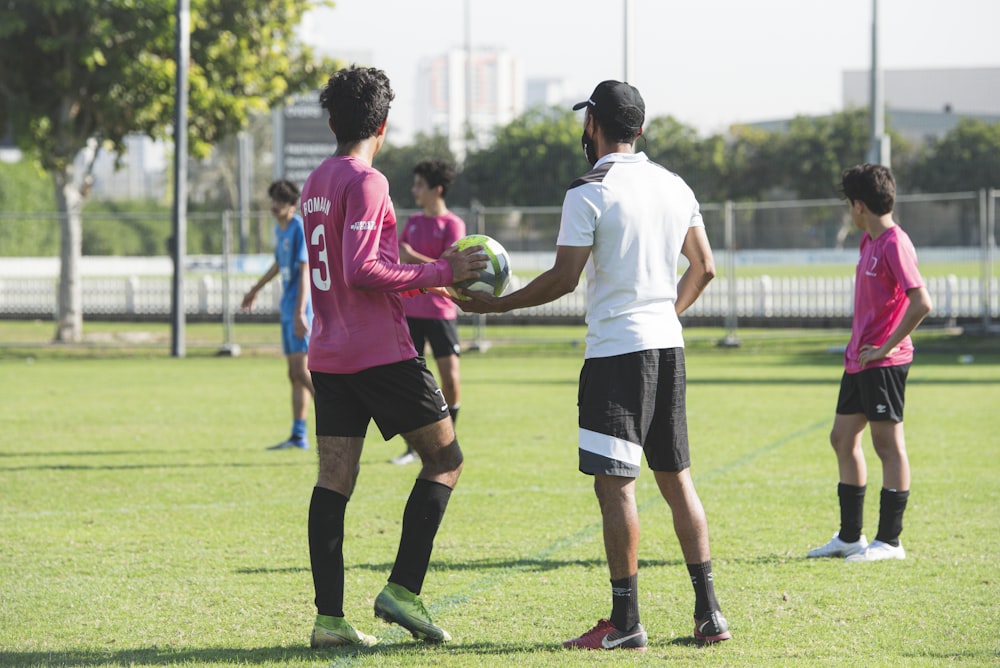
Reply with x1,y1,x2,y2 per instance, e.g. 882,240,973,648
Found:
1,324,998,667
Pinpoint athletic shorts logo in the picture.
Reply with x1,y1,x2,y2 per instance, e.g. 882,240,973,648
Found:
876,403,887,414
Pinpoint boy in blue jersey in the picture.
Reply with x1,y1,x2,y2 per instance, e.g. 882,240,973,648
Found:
241,179,315,449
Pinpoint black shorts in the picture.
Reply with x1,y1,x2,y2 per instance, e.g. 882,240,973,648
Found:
836,364,909,422
312,358,450,440
577,348,690,477
407,317,461,359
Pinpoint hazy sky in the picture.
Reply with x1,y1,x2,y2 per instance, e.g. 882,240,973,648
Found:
299,0,1000,142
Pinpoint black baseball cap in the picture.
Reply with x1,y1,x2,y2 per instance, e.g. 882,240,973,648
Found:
572,80,645,130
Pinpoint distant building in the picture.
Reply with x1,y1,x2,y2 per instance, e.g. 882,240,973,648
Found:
525,77,573,110
415,48,524,160
744,67,1000,145
842,66,1000,143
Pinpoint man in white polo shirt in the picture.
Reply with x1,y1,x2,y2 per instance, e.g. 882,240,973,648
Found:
457,80,730,651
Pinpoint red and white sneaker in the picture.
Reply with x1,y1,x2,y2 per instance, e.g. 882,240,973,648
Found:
694,610,731,644
562,619,647,651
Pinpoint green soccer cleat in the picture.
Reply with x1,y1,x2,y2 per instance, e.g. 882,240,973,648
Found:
374,582,452,643
310,614,378,648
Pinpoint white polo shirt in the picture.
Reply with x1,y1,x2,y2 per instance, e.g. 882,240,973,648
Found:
556,151,705,359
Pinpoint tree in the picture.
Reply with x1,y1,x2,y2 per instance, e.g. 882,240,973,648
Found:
462,106,583,207
375,132,459,209
908,118,1000,193
773,108,871,200
642,116,728,201
0,0,332,341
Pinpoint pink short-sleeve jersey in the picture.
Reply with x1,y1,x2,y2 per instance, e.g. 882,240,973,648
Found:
845,225,925,374
400,212,466,320
301,156,454,374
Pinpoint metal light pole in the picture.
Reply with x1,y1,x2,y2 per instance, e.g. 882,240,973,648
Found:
867,0,891,166
623,0,634,82
170,0,190,357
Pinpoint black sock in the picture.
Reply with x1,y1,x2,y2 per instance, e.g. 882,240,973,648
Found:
388,478,453,595
687,561,720,617
837,482,866,543
875,488,909,546
448,405,459,424
308,486,348,617
610,574,639,631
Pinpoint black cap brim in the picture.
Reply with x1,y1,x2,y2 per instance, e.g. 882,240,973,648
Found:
572,100,589,111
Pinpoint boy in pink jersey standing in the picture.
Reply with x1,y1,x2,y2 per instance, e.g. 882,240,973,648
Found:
391,159,466,465
299,65,485,648
807,164,933,562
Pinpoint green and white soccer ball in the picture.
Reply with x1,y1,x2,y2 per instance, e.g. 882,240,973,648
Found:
447,234,511,300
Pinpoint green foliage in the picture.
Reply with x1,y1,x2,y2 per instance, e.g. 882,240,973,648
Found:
908,118,1000,192
772,108,871,199
643,116,727,200
376,132,460,209
0,0,334,170
0,158,57,255
462,106,584,206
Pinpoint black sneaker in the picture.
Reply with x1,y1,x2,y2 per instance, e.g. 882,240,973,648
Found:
694,610,731,644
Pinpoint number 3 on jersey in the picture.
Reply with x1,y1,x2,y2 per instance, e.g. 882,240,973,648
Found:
311,225,331,291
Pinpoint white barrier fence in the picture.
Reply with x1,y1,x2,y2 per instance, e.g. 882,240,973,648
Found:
1,260,995,324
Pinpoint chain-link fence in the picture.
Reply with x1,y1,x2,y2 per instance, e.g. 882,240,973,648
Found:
1,190,997,341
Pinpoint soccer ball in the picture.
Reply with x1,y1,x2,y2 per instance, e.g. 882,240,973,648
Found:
447,234,511,300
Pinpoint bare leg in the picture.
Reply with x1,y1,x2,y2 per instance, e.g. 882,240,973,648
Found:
869,420,909,490
404,417,463,487
830,413,868,486
594,475,639,579
435,354,460,410
287,351,314,422
653,469,710,563
316,436,364,497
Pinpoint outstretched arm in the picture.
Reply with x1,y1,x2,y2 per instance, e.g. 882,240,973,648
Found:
458,245,591,314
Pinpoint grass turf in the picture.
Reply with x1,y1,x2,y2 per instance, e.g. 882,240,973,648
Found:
1,325,998,667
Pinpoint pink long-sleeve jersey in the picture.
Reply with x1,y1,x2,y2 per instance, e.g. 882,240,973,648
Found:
301,156,454,374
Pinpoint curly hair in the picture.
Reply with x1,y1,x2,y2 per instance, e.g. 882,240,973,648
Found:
840,163,895,215
267,178,300,205
413,159,456,198
318,65,395,143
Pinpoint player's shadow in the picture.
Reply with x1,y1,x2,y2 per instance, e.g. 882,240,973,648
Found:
0,459,310,472
0,639,571,666
347,555,679,573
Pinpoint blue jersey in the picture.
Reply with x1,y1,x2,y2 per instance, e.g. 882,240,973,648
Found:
275,214,312,323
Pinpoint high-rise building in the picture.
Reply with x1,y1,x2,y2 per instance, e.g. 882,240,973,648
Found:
415,48,523,160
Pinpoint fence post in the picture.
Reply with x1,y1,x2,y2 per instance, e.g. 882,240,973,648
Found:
756,275,772,317
198,274,212,314
219,211,240,356
943,275,957,328
125,276,138,315
468,199,490,352
718,200,739,347
984,189,996,329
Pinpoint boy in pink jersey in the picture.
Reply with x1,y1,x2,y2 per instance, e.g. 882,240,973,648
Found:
391,159,466,465
807,164,933,562
299,65,485,648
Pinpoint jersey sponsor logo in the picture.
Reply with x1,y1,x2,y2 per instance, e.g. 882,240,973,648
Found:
350,220,377,231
